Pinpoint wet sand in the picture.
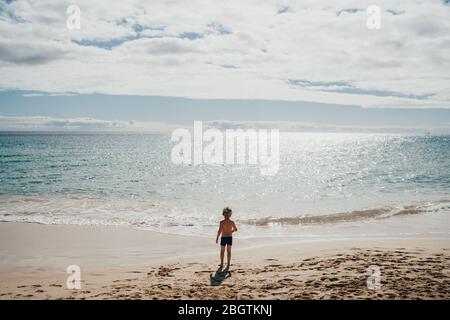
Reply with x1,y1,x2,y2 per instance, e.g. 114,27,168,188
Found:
0,222,449,300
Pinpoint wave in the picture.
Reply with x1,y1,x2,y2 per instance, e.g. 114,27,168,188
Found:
239,202,449,226
0,195,449,230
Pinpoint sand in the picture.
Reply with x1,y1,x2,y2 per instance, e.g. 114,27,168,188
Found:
0,222,449,300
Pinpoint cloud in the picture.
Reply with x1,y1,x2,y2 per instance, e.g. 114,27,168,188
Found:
1,115,448,134
0,0,449,108
387,9,405,16
0,39,68,65
288,79,433,100
118,37,202,55
336,8,365,16
0,115,179,132
203,120,450,134
21,92,77,97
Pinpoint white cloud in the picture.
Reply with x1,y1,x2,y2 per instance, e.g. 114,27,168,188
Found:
1,116,448,134
0,115,179,132
203,120,450,134
0,0,449,108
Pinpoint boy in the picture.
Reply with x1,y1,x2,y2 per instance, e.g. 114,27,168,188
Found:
215,207,238,269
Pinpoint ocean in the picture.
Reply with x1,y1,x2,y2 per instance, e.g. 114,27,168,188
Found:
1,132,449,241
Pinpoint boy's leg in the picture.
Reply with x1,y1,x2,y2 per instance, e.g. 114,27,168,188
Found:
220,245,225,267
226,245,232,268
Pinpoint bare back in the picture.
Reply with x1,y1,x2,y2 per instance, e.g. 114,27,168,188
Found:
220,219,237,237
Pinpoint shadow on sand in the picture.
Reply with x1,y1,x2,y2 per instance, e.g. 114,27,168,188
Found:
210,267,231,286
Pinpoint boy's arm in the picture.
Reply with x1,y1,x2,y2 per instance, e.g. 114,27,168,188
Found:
215,222,222,243
233,221,238,232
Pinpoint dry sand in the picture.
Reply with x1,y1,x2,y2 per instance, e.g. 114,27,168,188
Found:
0,222,449,300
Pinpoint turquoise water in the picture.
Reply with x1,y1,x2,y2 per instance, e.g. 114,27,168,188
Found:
0,132,449,238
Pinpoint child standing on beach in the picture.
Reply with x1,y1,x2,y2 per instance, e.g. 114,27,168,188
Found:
215,207,238,269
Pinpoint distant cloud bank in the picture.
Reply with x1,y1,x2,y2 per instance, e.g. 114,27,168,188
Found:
1,116,448,134
0,115,178,132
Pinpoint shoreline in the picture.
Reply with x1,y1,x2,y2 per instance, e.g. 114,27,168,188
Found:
1,221,449,299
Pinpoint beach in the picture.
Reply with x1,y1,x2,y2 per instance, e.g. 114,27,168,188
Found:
1,0,450,305
1,222,449,300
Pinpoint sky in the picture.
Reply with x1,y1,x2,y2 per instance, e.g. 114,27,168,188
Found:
0,0,449,132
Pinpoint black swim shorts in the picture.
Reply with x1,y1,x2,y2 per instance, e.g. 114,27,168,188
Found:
220,236,233,246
